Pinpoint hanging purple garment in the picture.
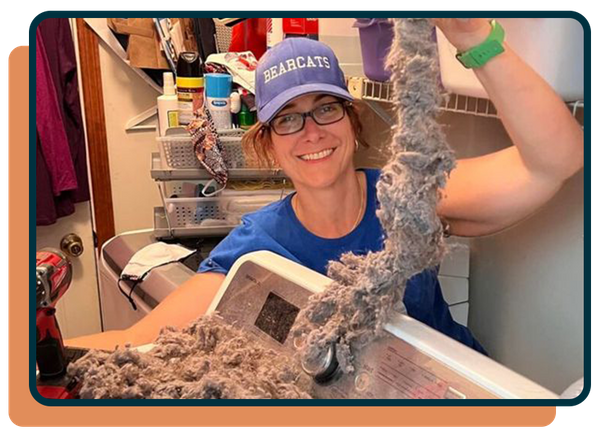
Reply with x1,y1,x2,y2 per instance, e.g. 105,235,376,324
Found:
36,27,77,197
36,137,75,225
36,19,91,225
38,18,90,204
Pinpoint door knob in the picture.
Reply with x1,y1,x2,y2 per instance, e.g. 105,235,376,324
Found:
60,233,84,258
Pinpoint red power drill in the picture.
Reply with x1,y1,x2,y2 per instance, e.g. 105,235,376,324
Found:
36,249,73,388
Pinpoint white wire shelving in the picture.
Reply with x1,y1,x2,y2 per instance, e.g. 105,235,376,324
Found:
348,76,585,125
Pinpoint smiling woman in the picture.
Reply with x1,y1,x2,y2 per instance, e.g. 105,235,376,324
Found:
240,88,371,238
270,95,356,184
193,36,489,355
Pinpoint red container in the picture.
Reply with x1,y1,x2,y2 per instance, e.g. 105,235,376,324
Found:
283,18,319,37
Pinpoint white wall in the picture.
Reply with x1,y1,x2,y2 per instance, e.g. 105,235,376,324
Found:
468,171,584,394
98,39,162,234
443,112,584,395
318,18,364,77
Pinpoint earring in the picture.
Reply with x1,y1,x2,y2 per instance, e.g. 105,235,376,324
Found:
355,140,360,152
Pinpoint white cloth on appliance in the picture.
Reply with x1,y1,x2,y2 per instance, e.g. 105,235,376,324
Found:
121,242,195,282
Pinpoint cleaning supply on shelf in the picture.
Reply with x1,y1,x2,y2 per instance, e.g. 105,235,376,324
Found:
205,73,233,130
176,52,204,126
205,52,258,94
238,101,255,130
230,91,242,112
282,18,319,41
157,72,179,136
230,91,241,127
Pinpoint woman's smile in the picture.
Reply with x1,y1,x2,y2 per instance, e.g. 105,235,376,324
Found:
297,147,336,163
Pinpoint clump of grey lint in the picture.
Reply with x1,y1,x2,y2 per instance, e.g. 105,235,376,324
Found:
292,18,457,374
67,315,312,399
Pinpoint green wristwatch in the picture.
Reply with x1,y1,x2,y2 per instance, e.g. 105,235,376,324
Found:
456,20,505,69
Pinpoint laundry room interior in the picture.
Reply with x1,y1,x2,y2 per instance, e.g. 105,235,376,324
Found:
35,17,585,400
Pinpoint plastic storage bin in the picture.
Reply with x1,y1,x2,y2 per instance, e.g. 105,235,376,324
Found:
161,181,290,228
436,18,584,101
158,128,260,170
354,18,394,82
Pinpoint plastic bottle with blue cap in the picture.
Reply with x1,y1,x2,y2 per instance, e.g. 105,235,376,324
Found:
205,73,233,130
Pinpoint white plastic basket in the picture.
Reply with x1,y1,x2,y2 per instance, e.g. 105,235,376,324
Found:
157,128,258,169
163,194,286,228
164,197,232,228
160,181,291,228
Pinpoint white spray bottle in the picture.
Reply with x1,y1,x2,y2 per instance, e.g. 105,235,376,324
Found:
157,72,179,136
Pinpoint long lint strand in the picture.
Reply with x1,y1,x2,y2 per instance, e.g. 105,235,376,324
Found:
292,18,457,374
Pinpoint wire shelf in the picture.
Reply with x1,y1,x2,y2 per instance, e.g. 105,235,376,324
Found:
356,77,584,119
362,79,393,103
441,94,499,118
350,77,501,118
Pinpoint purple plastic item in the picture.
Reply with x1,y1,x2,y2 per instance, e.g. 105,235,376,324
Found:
354,18,394,82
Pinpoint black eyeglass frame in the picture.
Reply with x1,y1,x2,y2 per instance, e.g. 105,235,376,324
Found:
268,100,353,136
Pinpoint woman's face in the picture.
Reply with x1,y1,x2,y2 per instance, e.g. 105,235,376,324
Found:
268,93,356,190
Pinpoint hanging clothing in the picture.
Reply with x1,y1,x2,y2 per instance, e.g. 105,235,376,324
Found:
36,19,90,225
38,18,90,204
36,27,77,197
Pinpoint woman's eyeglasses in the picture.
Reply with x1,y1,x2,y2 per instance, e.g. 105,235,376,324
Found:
269,101,351,136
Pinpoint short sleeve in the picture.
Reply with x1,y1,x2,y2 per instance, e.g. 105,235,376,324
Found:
197,198,306,275
198,221,252,274
198,214,277,274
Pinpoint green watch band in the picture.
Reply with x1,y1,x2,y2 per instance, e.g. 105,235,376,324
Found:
456,20,505,69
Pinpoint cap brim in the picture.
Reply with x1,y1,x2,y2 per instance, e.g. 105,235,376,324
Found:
258,83,354,123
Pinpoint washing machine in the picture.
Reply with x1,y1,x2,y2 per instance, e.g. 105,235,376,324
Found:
98,229,221,331
98,232,559,399
207,251,559,399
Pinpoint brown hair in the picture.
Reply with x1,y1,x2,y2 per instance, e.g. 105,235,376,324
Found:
241,101,371,169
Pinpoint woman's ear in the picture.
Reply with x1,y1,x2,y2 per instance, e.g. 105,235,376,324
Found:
266,143,279,168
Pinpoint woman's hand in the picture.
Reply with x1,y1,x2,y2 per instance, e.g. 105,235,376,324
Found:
431,18,493,52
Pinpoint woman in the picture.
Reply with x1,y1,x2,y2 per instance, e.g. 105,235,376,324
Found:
68,18,583,351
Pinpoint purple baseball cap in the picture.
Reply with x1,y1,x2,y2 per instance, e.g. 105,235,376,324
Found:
255,38,353,123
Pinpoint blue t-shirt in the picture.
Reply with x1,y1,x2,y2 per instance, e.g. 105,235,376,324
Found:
199,169,487,355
